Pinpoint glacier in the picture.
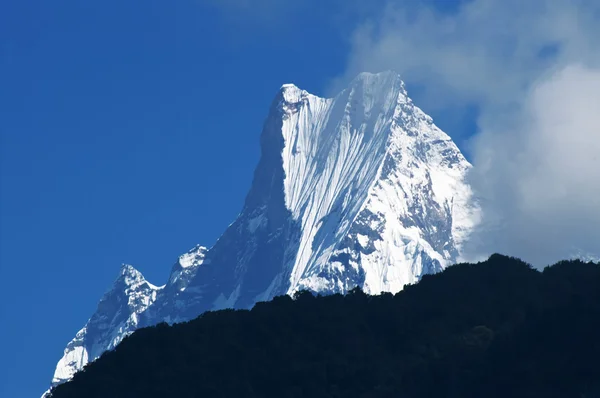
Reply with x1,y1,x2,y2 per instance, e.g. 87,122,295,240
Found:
46,71,481,394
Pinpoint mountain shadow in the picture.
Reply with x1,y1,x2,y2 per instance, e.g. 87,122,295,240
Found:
48,254,600,398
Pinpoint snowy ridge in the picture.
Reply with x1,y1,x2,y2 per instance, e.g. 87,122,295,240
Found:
46,245,207,396
49,264,163,389
47,71,481,395
144,245,209,325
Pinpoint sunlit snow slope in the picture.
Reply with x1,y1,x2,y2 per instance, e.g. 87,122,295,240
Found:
46,71,480,395
277,72,479,295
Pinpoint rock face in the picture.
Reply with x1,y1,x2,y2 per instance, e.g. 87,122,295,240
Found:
47,71,480,394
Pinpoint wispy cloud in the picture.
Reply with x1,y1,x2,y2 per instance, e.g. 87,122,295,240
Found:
334,0,600,266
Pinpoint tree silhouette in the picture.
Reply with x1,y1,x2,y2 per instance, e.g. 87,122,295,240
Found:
49,255,600,398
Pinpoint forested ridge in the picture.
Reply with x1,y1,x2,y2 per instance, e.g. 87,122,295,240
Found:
49,254,600,398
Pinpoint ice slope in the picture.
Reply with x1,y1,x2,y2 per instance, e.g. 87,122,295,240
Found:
46,71,480,395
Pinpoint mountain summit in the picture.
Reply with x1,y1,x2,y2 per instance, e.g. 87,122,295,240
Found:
47,71,480,393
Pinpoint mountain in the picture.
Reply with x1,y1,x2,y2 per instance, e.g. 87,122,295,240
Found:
46,71,480,393
47,245,208,390
47,256,600,398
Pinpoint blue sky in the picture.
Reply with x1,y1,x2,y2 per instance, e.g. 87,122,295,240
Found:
0,2,412,396
2,0,599,397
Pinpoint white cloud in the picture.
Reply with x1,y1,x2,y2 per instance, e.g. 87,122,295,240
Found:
335,0,600,266
338,0,600,102
469,65,600,265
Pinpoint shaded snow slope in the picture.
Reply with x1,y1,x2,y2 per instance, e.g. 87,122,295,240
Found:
47,71,480,395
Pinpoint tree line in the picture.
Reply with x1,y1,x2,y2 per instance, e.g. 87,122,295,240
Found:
49,254,600,398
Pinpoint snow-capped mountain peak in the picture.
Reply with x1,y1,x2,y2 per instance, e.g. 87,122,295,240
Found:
117,263,161,290
46,71,480,396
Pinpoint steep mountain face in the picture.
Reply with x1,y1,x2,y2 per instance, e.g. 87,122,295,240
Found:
46,71,480,394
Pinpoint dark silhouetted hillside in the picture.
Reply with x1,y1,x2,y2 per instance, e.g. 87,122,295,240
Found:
48,254,600,398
